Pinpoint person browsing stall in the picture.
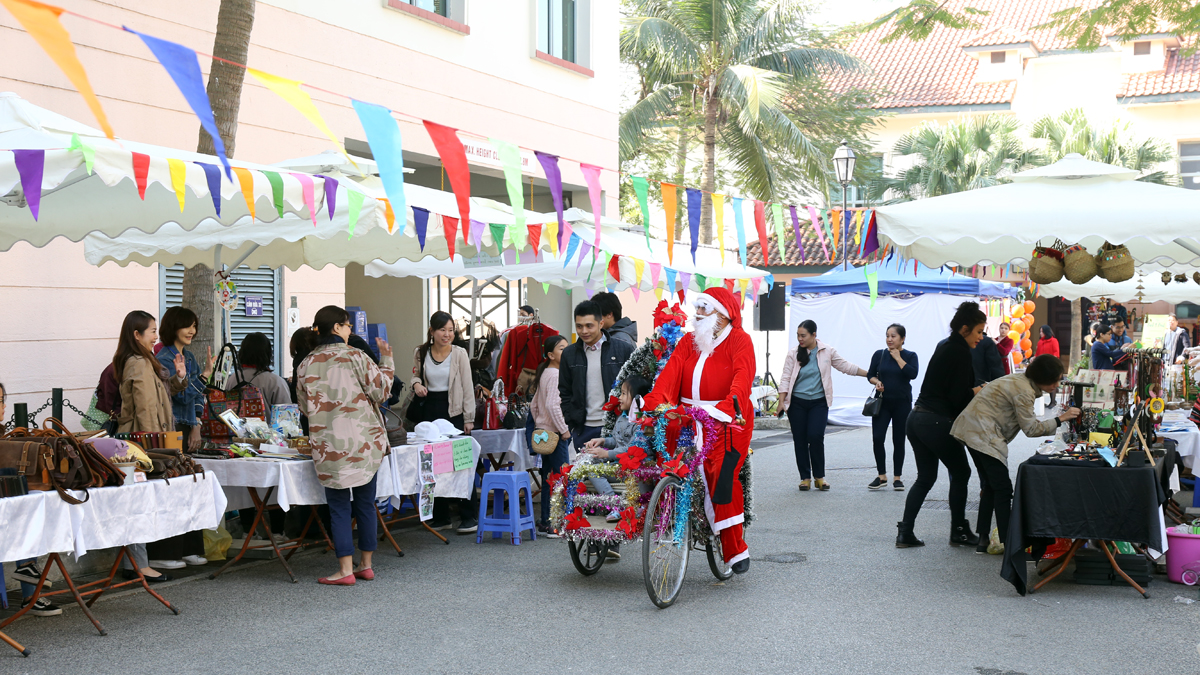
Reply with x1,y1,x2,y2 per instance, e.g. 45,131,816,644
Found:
238,332,292,407
866,324,919,491
592,291,638,347
559,300,634,450
1091,324,1126,370
155,307,214,453
529,334,570,535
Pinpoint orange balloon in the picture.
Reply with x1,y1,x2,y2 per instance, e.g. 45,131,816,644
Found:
1012,351,1024,364
1011,319,1026,334
1007,330,1021,343
1024,348,1033,358
1023,314,1035,328
1023,300,1036,314
1020,338,1032,351
1011,305,1025,318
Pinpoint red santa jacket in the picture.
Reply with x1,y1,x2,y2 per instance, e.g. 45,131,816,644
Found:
642,326,756,434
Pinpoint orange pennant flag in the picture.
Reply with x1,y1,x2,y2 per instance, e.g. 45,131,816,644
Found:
0,0,114,139
381,198,395,233
232,167,256,220
661,182,677,264
830,209,841,249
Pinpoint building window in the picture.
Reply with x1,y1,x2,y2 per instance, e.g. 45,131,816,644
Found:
1181,142,1200,190
990,50,1006,64
385,0,468,34
538,0,576,63
1133,41,1151,55
404,0,448,16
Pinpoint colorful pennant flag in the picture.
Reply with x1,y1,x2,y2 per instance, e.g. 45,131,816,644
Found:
167,158,187,211
685,188,701,264
862,211,880,258
633,258,645,289
808,206,829,261
131,152,150,200
413,207,430,250
347,190,364,238
830,208,840,249
771,202,786,264
738,277,749,303
319,174,338,220
866,268,879,308
471,219,485,252
713,193,726,265
67,133,94,174
631,175,651,249
732,196,747,267
290,172,317,227
580,163,603,255
678,271,691,303
195,162,221,216
607,254,621,284
562,232,580,269
527,223,542,253
665,268,677,296
262,170,285,218
423,121,471,232
443,215,458,258
789,205,805,263
662,182,677,264
576,241,592,273
695,273,707,290
249,68,350,165
232,167,256,219
352,100,406,224
649,262,662,289
381,197,395,233
12,149,44,221
489,222,506,250
535,151,567,248
752,201,768,264
544,219,559,255
491,138,526,250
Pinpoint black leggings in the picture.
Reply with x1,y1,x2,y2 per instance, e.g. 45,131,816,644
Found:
871,397,910,476
902,410,972,527
969,449,1012,543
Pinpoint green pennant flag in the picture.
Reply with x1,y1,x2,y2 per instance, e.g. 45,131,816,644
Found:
771,203,787,263
695,273,707,290
542,282,551,296
68,133,95,174
346,190,364,239
262,171,285,218
602,252,612,282
490,138,526,250
866,268,879,308
631,176,652,249
489,222,506,250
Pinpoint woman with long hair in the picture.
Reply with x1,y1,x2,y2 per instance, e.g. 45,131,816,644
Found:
866,324,919,491
777,319,869,491
296,306,394,585
897,301,987,549
410,311,477,533
238,332,291,407
1035,325,1060,358
114,310,187,581
528,334,569,533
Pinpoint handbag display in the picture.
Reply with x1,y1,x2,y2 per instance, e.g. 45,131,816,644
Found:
502,396,529,430
474,386,501,431
0,418,101,504
201,342,267,443
862,390,883,417
530,428,560,455
381,406,408,447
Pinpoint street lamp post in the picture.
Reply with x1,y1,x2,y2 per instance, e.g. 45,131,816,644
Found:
832,140,857,271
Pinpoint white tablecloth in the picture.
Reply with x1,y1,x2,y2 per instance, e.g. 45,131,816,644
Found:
1159,411,1200,472
1,474,227,563
386,438,481,502
472,429,540,472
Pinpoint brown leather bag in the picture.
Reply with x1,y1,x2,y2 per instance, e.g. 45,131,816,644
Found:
148,448,204,481
0,422,95,504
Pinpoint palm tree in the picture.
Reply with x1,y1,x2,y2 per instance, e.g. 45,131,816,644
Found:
620,0,860,242
869,115,1039,203
1030,108,1176,185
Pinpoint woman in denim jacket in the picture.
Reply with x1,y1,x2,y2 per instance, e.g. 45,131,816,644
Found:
155,307,214,452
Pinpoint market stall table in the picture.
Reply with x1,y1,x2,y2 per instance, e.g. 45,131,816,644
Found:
1157,410,1199,471
0,473,226,652
1000,458,1166,597
377,437,482,544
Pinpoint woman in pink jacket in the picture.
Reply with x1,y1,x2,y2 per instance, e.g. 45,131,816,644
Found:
777,320,869,491
529,334,569,534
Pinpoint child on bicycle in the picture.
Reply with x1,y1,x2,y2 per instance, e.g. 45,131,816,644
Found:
582,375,653,524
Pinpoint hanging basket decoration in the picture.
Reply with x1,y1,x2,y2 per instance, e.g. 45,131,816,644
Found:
1062,244,1098,284
1163,271,1173,285
1027,240,1066,284
1193,272,1200,285
1176,273,1189,284
1095,242,1135,283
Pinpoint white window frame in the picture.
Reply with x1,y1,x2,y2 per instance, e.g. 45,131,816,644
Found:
1181,141,1200,190
532,0,591,69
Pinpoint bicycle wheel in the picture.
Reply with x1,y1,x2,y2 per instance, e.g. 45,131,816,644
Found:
569,539,607,576
642,475,690,608
706,535,733,581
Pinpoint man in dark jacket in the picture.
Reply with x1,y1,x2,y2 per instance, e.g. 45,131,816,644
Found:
593,291,638,347
971,334,1005,386
559,300,634,449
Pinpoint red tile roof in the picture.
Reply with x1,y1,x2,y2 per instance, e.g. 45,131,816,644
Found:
1118,50,1200,97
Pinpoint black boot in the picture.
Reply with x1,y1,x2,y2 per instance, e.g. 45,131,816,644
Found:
895,521,925,548
949,519,980,547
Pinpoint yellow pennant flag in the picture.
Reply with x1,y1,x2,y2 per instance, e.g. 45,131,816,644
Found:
167,158,187,212
633,258,645,289
738,277,749,303
248,69,352,165
545,220,559,255
0,0,114,139
654,286,663,302
713,193,726,265
232,167,256,220
854,209,863,247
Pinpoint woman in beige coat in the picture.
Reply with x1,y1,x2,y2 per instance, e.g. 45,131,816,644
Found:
950,355,1080,553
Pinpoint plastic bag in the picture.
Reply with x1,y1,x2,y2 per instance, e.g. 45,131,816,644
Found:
987,527,1004,555
203,523,233,561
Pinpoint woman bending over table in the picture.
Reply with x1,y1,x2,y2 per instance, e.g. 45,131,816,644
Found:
951,355,1080,553
297,306,394,586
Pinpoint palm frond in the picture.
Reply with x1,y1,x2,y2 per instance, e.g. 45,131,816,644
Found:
619,84,685,162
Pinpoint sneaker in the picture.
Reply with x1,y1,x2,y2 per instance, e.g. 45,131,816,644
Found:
893,479,905,491
606,509,621,523
181,555,208,566
11,562,51,588
20,597,62,617
605,548,621,561
148,559,186,570
427,519,453,531
456,516,478,534
867,477,887,490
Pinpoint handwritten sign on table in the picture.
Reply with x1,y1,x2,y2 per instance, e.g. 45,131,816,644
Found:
430,442,454,474
452,437,473,471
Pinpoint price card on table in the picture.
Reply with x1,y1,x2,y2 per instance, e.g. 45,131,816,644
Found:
452,437,473,471
430,442,454,474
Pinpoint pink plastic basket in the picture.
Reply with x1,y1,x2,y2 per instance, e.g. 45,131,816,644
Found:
1165,526,1200,584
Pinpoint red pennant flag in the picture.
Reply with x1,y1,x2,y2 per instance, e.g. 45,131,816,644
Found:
443,215,459,259
423,120,471,228
753,200,768,263
527,223,542,253
724,279,735,293
607,254,621,283
131,151,150,200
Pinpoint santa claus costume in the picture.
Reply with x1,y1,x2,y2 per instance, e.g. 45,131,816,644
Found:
642,287,755,570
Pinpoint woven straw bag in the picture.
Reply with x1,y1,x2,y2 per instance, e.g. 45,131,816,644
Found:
1062,244,1097,284
1095,242,1135,283
1028,240,1065,284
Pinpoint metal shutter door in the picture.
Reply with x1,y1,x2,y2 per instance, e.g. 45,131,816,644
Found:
161,264,282,373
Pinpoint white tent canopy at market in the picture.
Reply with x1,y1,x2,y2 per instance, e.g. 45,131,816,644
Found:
1039,266,1200,304
874,154,1200,269
0,92,386,250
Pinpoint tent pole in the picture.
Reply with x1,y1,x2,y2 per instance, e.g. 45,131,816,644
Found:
1173,238,1200,258
213,245,225,347
469,278,478,357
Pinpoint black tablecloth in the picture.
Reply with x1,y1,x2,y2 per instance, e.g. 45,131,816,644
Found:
999,460,1165,595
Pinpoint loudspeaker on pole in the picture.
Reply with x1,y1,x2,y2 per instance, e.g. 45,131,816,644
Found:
754,282,786,332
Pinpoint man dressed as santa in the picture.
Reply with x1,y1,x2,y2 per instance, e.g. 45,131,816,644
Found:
642,287,755,574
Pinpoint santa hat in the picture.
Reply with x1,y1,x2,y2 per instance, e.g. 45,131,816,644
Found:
697,287,742,330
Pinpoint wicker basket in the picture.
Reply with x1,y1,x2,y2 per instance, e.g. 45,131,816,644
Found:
1096,243,1135,283
1028,251,1064,284
1062,245,1098,284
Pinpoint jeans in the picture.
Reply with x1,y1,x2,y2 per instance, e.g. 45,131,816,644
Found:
902,410,972,527
871,397,911,476
787,396,828,480
538,436,571,524
571,426,610,494
970,449,1013,544
325,473,379,558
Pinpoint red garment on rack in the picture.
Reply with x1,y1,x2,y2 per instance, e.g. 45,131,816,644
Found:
496,323,559,392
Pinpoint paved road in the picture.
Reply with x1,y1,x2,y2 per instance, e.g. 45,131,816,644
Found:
4,427,1199,674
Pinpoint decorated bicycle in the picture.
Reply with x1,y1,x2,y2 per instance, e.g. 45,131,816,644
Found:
549,290,756,608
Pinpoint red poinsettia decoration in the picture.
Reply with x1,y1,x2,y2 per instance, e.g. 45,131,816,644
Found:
546,465,573,492
618,445,648,471
564,507,590,531
653,300,688,329
663,406,692,458
601,394,621,414
660,457,690,478
576,482,589,495
616,507,639,538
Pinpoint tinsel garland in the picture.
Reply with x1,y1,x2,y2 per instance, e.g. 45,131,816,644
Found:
601,306,687,436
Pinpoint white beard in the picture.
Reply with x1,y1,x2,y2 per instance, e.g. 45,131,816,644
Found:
692,313,721,355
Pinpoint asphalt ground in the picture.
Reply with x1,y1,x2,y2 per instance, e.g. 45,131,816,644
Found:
3,426,1199,674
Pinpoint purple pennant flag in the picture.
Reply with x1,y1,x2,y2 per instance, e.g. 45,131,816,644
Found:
535,151,566,248
862,210,880,257
194,162,222,216
413,207,430,251
789,205,805,262
679,271,692,294
576,241,592,273
13,150,45,221
317,175,338,220
470,220,485,252
685,188,701,264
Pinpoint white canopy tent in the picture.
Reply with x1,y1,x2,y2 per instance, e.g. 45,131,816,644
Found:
875,154,1200,268
1040,266,1200,304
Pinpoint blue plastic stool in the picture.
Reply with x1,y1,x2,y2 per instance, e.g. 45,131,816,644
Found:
476,471,536,545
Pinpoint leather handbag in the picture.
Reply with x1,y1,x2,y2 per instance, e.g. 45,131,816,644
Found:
0,419,98,503
862,390,883,417
381,406,408,447
201,342,267,443
474,386,501,431
530,428,560,455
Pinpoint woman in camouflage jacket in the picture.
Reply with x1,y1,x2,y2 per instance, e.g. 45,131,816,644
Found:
297,306,395,585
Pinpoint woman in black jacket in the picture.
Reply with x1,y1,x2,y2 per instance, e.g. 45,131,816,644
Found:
896,301,987,549
866,324,919,491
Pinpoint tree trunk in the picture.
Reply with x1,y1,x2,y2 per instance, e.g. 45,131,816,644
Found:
1070,298,1082,370
699,91,718,244
673,125,687,242
183,0,256,361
